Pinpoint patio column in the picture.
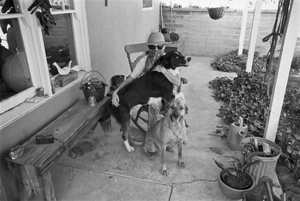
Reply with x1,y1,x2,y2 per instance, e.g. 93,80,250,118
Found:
246,0,262,72
238,0,250,55
264,0,300,142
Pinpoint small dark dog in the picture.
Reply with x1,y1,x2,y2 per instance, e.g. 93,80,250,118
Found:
111,51,191,152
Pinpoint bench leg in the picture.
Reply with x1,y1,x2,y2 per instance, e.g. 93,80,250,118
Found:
99,104,112,136
99,116,112,136
8,163,32,201
39,171,56,201
7,163,56,201
26,166,56,201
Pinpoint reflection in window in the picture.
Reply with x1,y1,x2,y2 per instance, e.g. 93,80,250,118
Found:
143,0,152,8
43,14,76,77
0,19,32,101
50,0,72,10
0,0,20,14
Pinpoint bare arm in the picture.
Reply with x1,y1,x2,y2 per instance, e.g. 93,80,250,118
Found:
153,65,181,86
112,76,134,107
112,56,147,107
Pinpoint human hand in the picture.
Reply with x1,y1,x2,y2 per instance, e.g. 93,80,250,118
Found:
112,91,120,107
154,65,167,74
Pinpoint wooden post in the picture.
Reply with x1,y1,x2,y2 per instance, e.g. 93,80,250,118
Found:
238,0,250,55
264,0,300,142
246,0,262,72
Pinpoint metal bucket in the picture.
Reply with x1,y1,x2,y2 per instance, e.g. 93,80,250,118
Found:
241,137,282,185
80,71,107,102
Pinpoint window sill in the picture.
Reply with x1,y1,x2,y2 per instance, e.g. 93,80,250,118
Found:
0,71,86,130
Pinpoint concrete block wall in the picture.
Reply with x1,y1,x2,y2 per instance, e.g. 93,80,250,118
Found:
162,8,300,57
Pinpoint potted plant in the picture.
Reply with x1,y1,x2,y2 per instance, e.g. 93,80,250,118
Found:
241,137,282,186
79,71,108,102
213,151,262,200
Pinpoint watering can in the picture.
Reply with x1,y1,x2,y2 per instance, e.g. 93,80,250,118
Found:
227,116,248,151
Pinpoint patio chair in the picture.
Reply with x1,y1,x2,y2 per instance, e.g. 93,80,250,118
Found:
124,43,187,133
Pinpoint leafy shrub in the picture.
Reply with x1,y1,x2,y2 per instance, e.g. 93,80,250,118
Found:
210,49,266,73
209,51,300,174
291,55,300,72
209,71,270,134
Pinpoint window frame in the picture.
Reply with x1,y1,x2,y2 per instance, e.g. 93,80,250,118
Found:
0,1,91,129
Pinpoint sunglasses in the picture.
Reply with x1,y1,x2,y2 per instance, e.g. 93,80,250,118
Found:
148,45,164,50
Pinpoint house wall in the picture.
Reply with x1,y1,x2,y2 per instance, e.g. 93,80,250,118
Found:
0,0,160,200
86,0,161,85
162,8,300,57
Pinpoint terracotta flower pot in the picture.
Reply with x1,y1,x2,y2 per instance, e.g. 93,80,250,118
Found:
218,170,255,200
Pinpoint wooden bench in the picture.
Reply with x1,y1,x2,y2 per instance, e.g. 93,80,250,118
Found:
5,96,111,201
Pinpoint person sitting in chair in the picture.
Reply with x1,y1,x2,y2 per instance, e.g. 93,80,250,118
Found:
112,32,181,109
112,32,186,142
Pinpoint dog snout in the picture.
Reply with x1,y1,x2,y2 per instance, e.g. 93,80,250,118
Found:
186,57,191,62
173,113,180,118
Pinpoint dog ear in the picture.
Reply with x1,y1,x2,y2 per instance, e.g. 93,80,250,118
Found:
159,56,170,69
161,58,169,68
161,52,175,69
185,104,188,114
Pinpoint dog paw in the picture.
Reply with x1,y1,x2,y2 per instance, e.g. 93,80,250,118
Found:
161,169,169,176
166,146,175,153
178,161,185,168
124,140,135,152
127,146,135,152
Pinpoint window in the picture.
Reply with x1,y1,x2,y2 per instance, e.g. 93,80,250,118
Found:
0,18,32,101
0,0,90,127
143,0,152,9
43,14,77,87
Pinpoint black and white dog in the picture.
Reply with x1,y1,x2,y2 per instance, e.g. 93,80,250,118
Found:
111,51,191,152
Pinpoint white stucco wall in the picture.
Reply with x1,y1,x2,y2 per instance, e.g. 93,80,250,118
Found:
86,0,161,85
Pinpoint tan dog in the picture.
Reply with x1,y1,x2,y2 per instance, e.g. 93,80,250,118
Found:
144,97,188,176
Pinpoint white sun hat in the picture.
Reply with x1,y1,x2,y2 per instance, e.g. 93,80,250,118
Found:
146,32,167,45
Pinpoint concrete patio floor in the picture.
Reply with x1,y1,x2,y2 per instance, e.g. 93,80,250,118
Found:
32,56,278,201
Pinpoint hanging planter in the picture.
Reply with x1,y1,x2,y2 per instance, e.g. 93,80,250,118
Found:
207,6,227,20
